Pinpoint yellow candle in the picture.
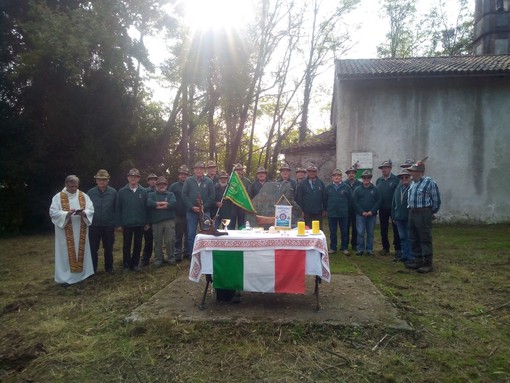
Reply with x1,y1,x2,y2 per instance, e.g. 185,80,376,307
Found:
312,220,320,234
297,221,305,235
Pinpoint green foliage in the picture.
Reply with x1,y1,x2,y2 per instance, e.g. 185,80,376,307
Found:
377,0,474,58
0,0,170,233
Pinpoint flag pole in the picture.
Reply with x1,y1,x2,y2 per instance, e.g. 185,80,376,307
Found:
211,166,236,224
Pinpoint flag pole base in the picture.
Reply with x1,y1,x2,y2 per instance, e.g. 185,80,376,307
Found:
198,274,213,310
199,227,228,236
314,276,321,312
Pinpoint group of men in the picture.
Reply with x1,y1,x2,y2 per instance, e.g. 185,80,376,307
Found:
48,160,300,285
319,158,441,274
49,157,440,286
50,168,180,286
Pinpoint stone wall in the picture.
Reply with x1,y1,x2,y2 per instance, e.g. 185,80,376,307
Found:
284,147,337,184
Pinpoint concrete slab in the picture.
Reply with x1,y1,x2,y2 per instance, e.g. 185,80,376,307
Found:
126,274,412,331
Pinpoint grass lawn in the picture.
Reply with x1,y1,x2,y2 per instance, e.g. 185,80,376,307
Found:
1,224,509,382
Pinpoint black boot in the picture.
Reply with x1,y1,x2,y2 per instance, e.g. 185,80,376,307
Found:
405,257,424,270
417,256,433,273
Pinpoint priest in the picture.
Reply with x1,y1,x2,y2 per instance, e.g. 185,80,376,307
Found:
49,175,95,285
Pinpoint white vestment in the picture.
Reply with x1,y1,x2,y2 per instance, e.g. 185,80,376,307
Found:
49,188,95,284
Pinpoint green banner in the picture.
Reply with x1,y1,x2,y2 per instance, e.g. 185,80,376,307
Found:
225,171,257,213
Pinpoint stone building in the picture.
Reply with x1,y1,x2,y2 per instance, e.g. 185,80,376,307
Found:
280,129,336,182
331,55,510,223
283,0,510,223
474,0,510,54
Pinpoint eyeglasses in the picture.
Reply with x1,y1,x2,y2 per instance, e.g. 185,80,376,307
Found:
361,176,371,180
400,176,410,179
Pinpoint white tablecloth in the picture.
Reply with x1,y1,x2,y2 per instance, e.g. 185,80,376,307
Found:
189,230,331,283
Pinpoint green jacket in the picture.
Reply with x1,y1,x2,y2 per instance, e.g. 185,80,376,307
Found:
353,184,381,215
87,185,117,227
169,180,187,216
324,182,351,218
392,184,410,221
115,184,148,227
147,190,176,223
182,176,215,213
376,173,400,210
346,179,361,212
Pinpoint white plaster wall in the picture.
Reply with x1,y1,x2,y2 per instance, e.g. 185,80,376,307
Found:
332,75,510,223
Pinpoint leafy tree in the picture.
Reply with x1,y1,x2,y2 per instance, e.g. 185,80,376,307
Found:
429,0,474,56
298,0,358,142
0,0,169,233
377,0,473,58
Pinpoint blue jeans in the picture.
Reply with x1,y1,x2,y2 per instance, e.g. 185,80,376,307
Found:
395,220,412,261
328,216,349,251
356,214,376,252
186,211,210,255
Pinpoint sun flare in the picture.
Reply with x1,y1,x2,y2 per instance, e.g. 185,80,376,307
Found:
184,0,250,32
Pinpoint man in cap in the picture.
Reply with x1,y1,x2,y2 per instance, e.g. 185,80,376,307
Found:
169,165,190,262
405,158,441,273
141,173,158,266
213,170,233,229
116,168,148,272
277,162,297,192
250,166,268,199
345,165,362,252
50,175,94,285
392,168,412,263
324,168,352,255
376,160,401,257
147,176,177,266
182,161,215,253
295,167,306,185
228,163,251,229
296,163,326,230
87,169,117,274
206,160,219,184
352,170,381,256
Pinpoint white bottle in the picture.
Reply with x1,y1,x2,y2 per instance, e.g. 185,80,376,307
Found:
245,220,251,230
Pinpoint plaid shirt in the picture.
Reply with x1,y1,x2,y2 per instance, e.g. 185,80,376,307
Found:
407,176,441,214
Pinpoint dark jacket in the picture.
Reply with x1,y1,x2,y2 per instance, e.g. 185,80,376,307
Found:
346,179,362,213
352,184,381,216
116,184,148,227
169,180,187,216
147,190,176,224
214,182,233,219
250,180,267,199
392,183,410,221
324,182,351,218
182,176,215,213
296,177,326,215
87,185,117,227
376,173,400,210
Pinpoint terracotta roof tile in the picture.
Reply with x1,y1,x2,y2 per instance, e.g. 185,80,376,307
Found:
336,55,510,80
281,129,336,153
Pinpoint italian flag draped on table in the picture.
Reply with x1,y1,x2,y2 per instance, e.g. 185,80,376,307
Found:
213,249,306,294
189,231,331,296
